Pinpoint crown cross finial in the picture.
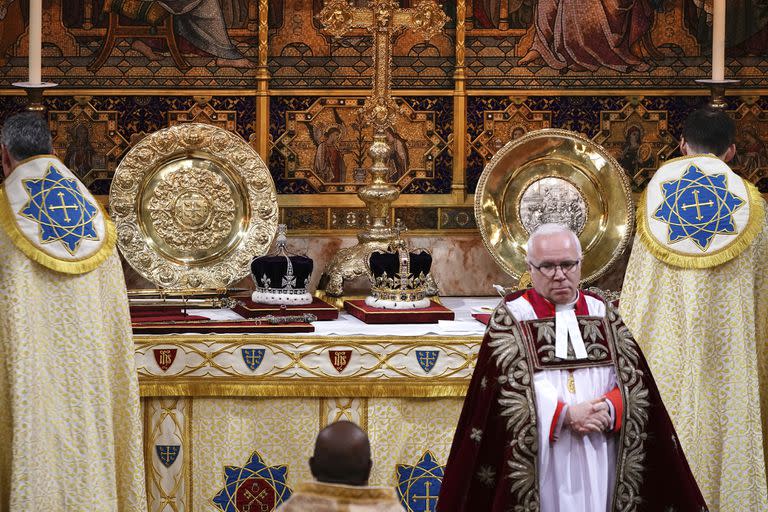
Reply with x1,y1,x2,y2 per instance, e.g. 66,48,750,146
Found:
276,224,288,250
394,218,406,239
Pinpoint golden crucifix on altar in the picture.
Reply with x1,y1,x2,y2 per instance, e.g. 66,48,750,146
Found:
316,0,448,297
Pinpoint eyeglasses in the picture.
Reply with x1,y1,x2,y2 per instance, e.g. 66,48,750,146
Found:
528,260,581,278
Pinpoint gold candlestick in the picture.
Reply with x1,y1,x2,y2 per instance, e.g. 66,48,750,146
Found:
694,79,740,109
12,81,58,112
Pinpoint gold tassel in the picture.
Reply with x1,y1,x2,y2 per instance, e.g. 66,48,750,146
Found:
636,181,765,269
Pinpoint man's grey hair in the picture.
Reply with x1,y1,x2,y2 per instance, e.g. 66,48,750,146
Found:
1,112,53,162
526,223,582,261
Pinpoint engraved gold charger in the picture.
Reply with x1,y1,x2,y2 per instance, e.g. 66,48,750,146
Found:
474,129,634,284
110,123,278,289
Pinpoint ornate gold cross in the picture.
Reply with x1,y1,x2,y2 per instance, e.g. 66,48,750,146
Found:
316,0,447,297
412,480,438,510
681,189,715,221
50,191,79,222
318,0,448,131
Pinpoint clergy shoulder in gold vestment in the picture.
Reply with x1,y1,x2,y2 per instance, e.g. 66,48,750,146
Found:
439,225,706,512
0,112,146,511
621,107,768,512
276,421,404,512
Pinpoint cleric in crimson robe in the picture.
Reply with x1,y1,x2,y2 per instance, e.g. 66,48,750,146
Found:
437,223,706,512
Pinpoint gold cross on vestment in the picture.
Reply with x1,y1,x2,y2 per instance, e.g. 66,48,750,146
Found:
49,191,79,222
412,480,438,510
318,0,448,130
159,446,176,462
681,189,715,221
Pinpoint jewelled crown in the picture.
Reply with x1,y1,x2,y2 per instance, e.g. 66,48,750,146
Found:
250,225,313,305
367,237,432,308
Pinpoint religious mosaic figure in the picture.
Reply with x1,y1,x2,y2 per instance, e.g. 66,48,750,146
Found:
313,126,346,183
518,0,654,72
0,0,23,64
64,122,95,180
618,125,654,177
384,126,409,183
686,0,768,56
131,0,251,66
735,125,768,183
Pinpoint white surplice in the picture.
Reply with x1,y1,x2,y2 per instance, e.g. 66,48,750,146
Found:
505,293,616,512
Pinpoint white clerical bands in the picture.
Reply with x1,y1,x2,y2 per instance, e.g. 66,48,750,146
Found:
554,309,588,360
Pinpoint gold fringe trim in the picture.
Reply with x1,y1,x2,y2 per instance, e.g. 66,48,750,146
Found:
637,180,765,269
294,482,398,502
0,187,116,274
139,380,469,398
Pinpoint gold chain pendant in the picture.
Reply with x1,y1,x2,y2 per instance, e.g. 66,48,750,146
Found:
567,371,576,394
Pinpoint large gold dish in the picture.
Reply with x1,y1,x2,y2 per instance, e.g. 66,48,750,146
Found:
474,129,634,284
110,123,278,289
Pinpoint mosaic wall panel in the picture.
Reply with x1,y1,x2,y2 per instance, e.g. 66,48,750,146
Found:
466,95,768,193
0,95,257,194
0,2,766,90
0,0,261,88
268,0,456,89
269,96,454,194
464,1,768,89
3,93,767,207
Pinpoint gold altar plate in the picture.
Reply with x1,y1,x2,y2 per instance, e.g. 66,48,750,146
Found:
475,129,634,284
111,123,278,289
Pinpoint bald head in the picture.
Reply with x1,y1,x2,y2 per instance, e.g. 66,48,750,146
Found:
309,421,372,486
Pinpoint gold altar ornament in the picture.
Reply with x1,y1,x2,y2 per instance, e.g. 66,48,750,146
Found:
474,128,634,284
110,123,278,290
316,0,448,296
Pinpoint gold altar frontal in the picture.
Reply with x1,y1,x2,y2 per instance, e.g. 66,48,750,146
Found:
136,298,486,512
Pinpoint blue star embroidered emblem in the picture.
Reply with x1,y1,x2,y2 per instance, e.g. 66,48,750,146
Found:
653,164,744,251
20,164,99,254
212,451,291,512
397,451,444,512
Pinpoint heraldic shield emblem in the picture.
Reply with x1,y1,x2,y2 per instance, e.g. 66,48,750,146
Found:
397,451,445,512
153,348,177,372
242,348,265,371
212,451,291,512
416,350,439,374
329,349,352,373
155,445,180,468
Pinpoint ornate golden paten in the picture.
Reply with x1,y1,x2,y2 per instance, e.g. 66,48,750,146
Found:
110,123,278,289
475,129,634,285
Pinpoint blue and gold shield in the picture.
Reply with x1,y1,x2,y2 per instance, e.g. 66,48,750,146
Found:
242,348,265,371
155,445,180,468
416,350,439,374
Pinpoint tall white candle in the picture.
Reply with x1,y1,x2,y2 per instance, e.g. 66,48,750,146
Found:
712,0,725,81
29,0,42,84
